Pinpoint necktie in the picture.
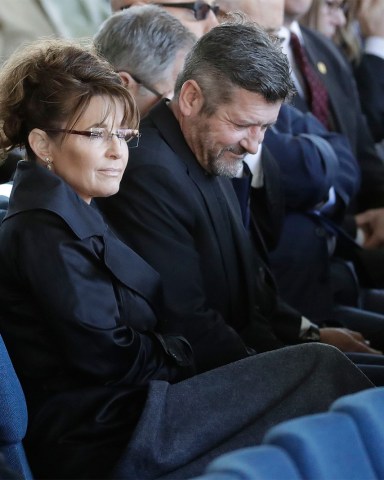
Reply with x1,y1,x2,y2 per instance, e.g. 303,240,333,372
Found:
232,162,252,229
290,32,329,128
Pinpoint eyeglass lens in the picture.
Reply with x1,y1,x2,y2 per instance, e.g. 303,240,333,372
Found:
93,128,141,148
154,1,219,21
325,0,348,13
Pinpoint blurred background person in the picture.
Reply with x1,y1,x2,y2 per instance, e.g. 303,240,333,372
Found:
282,0,384,291
300,0,384,153
110,0,219,37
0,0,110,64
94,5,196,117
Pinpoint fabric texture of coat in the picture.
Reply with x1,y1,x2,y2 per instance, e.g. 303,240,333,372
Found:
0,161,193,478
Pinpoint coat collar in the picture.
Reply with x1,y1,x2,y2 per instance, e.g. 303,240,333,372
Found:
146,100,245,237
5,161,162,304
146,100,251,235
146,99,203,177
144,100,258,319
5,161,106,239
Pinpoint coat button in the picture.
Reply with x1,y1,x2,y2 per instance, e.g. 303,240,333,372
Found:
315,227,326,238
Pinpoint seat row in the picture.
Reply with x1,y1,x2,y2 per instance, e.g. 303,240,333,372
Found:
194,386,384,480
0,329,383,480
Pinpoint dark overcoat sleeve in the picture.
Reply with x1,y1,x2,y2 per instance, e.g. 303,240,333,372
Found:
3,210,186,385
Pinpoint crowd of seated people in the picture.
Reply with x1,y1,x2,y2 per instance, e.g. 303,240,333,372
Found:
103,1,384,371
0,1,384,478
214,0,384,354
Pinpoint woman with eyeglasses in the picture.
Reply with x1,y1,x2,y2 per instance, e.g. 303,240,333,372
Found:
300,0,358,61
300,0,384,145
0,38,194,479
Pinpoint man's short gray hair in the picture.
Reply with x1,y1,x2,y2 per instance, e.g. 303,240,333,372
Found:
94,5,196,86
174,14,295,116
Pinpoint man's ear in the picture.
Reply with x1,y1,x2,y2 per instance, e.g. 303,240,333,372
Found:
28,128,52,161
178,80,204,117
118,71,140,95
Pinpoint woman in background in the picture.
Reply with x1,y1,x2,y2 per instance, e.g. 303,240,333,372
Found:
300,0,384,145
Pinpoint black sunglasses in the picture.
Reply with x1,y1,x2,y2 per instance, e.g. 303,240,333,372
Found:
121,1,219,20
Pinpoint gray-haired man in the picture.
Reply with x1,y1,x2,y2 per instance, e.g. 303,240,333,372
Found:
94,4,196,116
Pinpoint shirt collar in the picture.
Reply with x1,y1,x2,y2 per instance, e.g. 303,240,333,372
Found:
235,147,264,188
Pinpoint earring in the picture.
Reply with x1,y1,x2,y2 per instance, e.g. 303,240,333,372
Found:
44,157,53,170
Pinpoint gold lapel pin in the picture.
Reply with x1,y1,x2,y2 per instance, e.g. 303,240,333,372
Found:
317,62,327,74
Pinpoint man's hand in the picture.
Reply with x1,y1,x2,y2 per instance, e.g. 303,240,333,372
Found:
355,208,384,249
358,0,384,38
319,327,382,354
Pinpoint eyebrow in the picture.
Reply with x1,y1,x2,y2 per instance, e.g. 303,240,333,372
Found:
232,120,277,129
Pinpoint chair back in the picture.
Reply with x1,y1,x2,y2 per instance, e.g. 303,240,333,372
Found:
191,445,301,480
0,335,33,479
332,387,384,478
264,410,376,479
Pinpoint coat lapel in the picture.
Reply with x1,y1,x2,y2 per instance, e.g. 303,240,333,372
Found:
103,231,163,309
149,101,253,319
300,27,349,137
8,161,162,307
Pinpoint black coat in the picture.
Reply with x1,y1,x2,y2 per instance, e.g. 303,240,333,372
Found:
0,161,192,479
98,101,307,373
354,53,384,143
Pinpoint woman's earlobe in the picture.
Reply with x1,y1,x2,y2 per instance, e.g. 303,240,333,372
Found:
43,157,53,170
28,128,51,160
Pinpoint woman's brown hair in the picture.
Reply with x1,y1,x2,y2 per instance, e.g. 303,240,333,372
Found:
0,38,139,161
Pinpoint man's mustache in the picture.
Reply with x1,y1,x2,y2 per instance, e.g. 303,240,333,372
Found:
222,146,247,156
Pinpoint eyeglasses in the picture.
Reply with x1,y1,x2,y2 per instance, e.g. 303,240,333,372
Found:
121,1,219,20
324,0,348,14
130,74,164,99
44,127,141,148
157,1,220,20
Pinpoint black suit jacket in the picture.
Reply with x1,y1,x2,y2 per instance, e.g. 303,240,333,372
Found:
293,26,384,211
354,53,384,143
260,103,360,317
98,101,310,372
247,146,285,252
0,161,192,479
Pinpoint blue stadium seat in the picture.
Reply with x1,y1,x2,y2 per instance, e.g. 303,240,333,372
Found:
263,411,376,480
191,445,301,480
0,335,33,479
331,387,384,477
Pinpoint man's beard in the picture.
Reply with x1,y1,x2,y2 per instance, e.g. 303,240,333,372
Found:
209,146,247,178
